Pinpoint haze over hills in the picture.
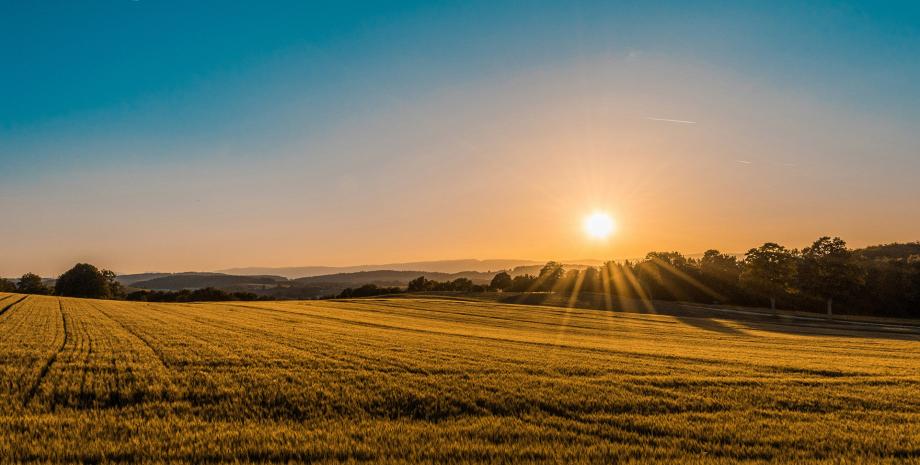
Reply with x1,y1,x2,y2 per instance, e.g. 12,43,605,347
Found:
117,261,671,298
124,273,287,291
218,259,548,279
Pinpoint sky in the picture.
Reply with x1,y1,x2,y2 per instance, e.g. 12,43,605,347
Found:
2,1,919,276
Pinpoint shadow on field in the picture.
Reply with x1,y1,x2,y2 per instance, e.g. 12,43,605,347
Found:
406,291,920,341
674,316,746,336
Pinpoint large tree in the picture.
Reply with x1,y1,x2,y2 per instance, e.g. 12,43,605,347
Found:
17,273,49,295
740,243,797,312
797,236,865,316
699,249,743,300
101,269,124,299
55,263,112,298
489,272,512,291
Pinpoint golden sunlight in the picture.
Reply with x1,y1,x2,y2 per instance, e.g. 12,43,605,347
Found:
583,212,616,239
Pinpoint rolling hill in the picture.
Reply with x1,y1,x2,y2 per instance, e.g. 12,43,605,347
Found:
856,242,920,259
114,272,175,286
128,272,287,290
291,270,494,286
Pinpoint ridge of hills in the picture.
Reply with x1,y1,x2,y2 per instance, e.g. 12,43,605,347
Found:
216,259,548,279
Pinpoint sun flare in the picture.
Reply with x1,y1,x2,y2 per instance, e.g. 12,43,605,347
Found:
583,212,616,239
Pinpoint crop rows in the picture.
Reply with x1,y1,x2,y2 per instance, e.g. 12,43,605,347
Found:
0,292,918,463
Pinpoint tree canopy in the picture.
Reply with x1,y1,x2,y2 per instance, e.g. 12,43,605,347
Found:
489,272,512,291
740,243,797,310
55,263,114,299
797,237,865,315
17,273,49,295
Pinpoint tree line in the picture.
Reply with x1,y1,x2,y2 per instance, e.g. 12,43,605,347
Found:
124,288,273,302
0,263,273,302
333,277,491,298
336,284,404,298
472,237,919,318
0,264,124,299
4,237,918,317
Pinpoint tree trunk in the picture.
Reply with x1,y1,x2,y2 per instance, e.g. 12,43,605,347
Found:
770,296,776,313
827,297,833,317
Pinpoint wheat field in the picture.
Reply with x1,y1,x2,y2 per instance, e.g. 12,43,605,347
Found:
0,291,918,463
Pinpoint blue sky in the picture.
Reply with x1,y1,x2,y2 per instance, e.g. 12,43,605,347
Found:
5,1,918,156
2,1,919,274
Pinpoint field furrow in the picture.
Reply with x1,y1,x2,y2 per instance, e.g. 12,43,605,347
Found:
22,300,70,407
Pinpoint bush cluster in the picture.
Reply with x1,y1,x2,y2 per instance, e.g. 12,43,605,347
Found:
125,287,273,302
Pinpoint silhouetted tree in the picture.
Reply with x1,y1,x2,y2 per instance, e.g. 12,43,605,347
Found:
858,255,920,318
101,269,124,299
699,249,743,302
405,276,487,293
797,237,865,316
559,269,580,293
601,260,641,299
407,276,430,292
634,260,664,300
489,271,512,291
645,251,692,270
17,273,49,295
741,243,797,312
337,284,402,298
580,267,601,293
450,278,474,292
55,263,110,298
537,261,565,291
509,274,537,292
554,267,601,294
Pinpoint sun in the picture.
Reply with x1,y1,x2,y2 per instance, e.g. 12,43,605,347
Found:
583,212,616,239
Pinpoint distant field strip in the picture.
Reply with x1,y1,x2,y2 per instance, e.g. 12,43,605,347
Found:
0,293,918,463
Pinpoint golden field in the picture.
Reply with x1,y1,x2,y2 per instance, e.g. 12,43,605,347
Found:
0,292,919,463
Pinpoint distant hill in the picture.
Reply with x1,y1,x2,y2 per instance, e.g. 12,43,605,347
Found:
115,273,175,286
856,242,920,260
129,273,287,291
293,270,495,286
218,259,544,279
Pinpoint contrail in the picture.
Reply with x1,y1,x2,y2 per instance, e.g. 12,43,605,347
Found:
645,116,697,124
735,160,753,164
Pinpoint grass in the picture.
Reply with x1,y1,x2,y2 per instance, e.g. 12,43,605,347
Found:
0,291,919,463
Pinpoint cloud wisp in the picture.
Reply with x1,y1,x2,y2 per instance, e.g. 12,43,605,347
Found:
644,116,698,124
